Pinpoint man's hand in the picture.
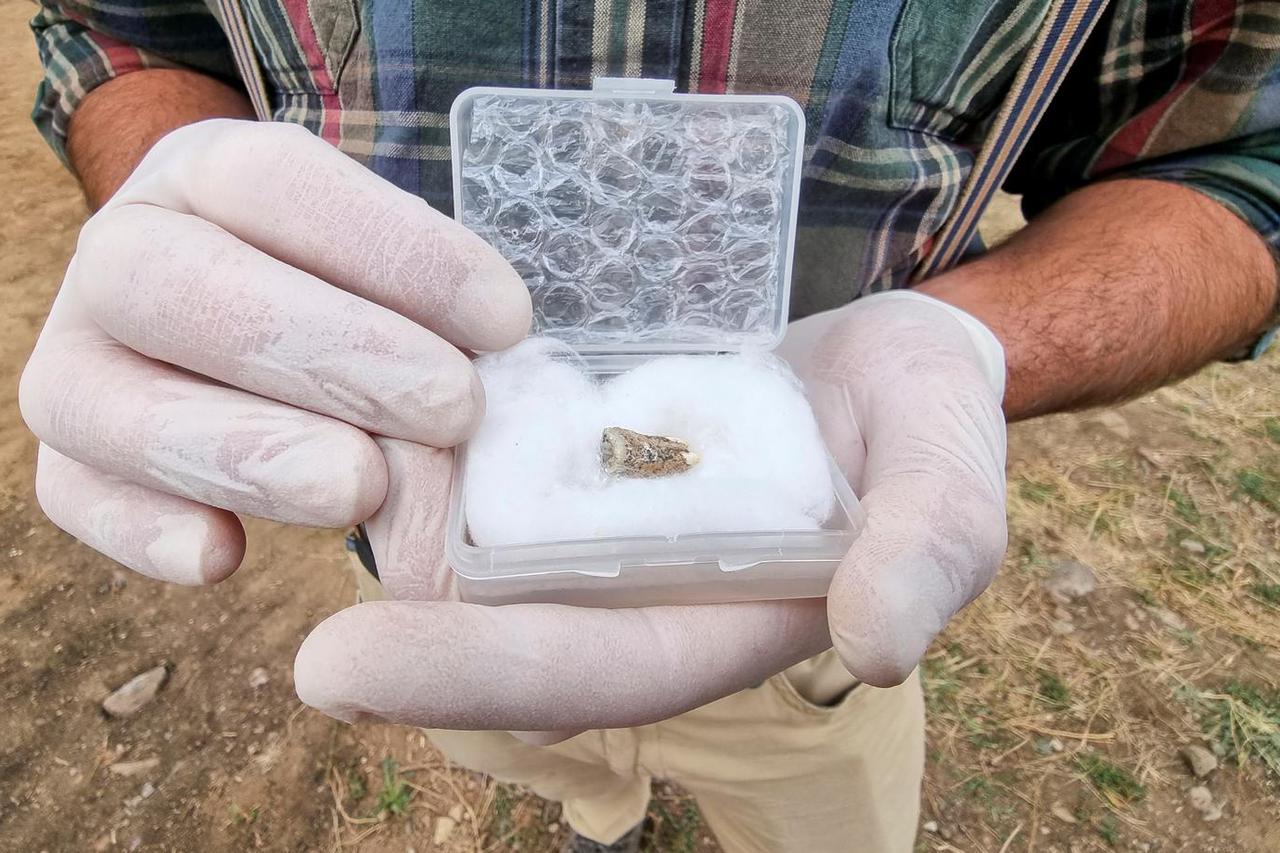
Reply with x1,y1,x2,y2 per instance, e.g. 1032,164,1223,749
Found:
782,291,1008,684
20,119,532,583
292,291,1007,730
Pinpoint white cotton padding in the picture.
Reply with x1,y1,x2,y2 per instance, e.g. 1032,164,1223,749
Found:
464,338,836,546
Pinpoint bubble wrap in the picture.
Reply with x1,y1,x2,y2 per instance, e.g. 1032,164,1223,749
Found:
458,95,794,347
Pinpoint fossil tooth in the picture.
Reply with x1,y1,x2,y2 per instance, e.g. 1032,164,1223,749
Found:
601,427,700,478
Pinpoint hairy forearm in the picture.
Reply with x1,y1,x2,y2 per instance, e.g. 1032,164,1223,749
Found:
67,68,254,209
920,180,1279,421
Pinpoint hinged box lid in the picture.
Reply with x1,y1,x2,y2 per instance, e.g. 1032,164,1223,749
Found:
450,78,806,354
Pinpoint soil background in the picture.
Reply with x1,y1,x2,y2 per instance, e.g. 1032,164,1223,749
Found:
2,1,1278,851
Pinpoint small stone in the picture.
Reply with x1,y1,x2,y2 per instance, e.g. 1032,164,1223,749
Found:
601,427,699,478
1094,410,1132,440
1124,613,1142,631
108,758,159,778
1179,539,1206,555
139,782,155,799
1135,447,1167,468
1050,803,1078,824
1050,738,1065,753
103,666,167,718
1050,620,1076,636
433,816,457,845
248,668,269,689
922,821,938,833
1044,560,1097,604
1180,744,1218,778
1187,785,1222,821
1151,608,1187,631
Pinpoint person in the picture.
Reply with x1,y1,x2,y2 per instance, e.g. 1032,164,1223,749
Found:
20,2,1279,851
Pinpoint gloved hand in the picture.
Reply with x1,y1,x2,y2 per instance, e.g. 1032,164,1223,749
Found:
780,291,1008,684
19,118,531,584
293,289,1008,731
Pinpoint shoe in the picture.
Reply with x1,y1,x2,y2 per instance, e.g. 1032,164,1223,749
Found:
561,821,644,853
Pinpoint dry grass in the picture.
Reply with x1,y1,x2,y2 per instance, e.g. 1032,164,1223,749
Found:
919,350,1280,851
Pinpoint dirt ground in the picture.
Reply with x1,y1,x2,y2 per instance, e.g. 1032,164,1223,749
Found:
2,1,1278,851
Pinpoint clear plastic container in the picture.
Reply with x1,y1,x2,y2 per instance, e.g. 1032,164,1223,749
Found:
445,78,864,607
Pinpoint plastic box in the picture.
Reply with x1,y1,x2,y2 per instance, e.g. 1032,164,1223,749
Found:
444,78,864,607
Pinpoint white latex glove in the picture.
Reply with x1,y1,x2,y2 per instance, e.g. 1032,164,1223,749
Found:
293,290,1008,730
19,119,531,583
781,291,1008,682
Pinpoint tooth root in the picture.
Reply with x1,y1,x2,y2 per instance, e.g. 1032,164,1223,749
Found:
601,427,700,478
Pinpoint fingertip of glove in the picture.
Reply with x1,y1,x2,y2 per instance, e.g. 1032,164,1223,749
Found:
453,249,533,353
294,606,372,719
831,641,920,689
268,428,389,526
827,607,925,688
146,510,246,586
826,556,941,689
194,512,247,584
415,364,487,447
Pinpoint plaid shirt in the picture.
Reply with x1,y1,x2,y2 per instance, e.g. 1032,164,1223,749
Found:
29,0,1280,322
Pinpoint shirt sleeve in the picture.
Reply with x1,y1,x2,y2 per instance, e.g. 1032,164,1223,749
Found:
1006,0,1280,357
30,0,239,165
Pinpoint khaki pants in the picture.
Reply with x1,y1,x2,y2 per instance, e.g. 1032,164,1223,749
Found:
351,554,924,853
